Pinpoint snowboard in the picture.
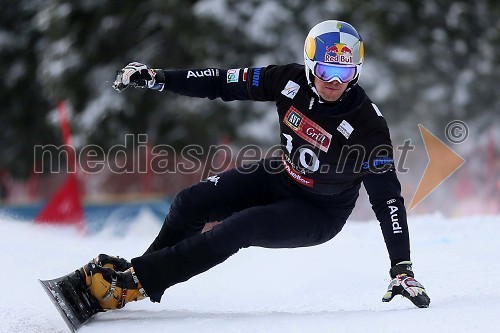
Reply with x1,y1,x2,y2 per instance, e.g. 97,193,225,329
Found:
39,269,102,332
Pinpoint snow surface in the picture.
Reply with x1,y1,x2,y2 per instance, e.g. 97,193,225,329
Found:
1,212,499,333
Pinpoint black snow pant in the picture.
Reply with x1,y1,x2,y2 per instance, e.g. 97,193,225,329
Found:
131,158,360,302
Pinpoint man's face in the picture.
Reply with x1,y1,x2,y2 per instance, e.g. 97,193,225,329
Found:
313,77,349,102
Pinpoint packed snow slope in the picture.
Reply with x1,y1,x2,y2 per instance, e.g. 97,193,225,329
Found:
1,211,499,333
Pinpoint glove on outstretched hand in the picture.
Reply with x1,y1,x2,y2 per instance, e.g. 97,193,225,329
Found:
382,261,430,308
113,62,165,92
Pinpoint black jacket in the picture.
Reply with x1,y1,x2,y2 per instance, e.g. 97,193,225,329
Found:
160,63,410,266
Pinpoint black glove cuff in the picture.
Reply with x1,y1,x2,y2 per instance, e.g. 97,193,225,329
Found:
389,261,414,278
153,69,166,84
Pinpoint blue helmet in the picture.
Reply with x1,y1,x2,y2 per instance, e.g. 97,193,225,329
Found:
304,20,364,96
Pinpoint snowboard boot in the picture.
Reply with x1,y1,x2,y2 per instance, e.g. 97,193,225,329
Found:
93,254,132,271
80,260,148,311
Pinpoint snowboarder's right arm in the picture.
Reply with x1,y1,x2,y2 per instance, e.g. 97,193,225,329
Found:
113,62,291,102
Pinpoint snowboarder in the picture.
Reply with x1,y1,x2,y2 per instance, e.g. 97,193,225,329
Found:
84,20,430,312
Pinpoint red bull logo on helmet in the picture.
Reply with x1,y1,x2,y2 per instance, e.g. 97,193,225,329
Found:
325,43,353,64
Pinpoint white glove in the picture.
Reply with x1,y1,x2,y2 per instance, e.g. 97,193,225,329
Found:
382,261,430,308
112,62,165,92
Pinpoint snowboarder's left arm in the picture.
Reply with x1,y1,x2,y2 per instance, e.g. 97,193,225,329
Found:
363,171,430,308
363,170,410,266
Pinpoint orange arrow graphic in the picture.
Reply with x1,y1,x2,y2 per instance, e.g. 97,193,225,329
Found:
409,124,465,210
